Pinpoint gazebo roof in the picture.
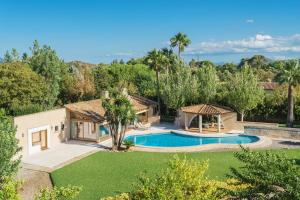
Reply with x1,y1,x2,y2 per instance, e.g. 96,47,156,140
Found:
180,104,233,115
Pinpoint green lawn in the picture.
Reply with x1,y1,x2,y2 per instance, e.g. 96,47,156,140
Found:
51,149,300,200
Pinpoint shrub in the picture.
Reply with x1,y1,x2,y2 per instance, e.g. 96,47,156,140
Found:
34,185,82,200
11,103,44,116
101,193,130,200
102,156,250,200
0,176,21,200
0,109,21,177
228,146,300,199
122,140,134,150
130,156,225,200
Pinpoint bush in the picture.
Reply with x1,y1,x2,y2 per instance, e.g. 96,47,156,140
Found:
102,156,249,200
131,156,225,200
0,109,21,177
34,185,82,200
0,176,21,200
101,193,130,200
228,146,300,199
122,140,134,150
11,103,44,116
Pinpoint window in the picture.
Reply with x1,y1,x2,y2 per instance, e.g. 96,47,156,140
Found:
153,106,158,115
91,123,96,134
61,123,65,131
55,126,59,132
32,131,41,146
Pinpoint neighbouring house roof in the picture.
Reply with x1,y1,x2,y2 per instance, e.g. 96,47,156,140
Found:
260,82,278,91
180,104,233,115
64,95,156,123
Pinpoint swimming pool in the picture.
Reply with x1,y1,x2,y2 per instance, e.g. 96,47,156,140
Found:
125,132,260,147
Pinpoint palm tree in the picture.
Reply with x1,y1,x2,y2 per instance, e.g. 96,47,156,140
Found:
102,90,135,150
161,48,178,75
170,32,191,58
145,49,167,114
277,60,300,127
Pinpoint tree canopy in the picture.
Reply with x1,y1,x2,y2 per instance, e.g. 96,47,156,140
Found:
0,62,49,115
226,64,264,121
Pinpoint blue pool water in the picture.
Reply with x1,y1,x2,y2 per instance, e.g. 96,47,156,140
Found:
125,132,259,147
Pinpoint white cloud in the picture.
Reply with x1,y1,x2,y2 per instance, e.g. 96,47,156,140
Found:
162,40,171,45
184,34,300,55
246,19,254,23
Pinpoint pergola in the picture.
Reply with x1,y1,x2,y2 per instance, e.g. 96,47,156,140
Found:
180,104,233,133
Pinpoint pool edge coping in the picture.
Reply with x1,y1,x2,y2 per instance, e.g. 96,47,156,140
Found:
125,129,272,152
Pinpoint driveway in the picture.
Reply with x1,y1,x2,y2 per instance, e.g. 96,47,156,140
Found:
22,140,104,172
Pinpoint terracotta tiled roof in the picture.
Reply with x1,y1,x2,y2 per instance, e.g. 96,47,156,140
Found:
64,95,154,122
181,104,233,115
65,99,105,122
130,95,158,106
260,82,278,90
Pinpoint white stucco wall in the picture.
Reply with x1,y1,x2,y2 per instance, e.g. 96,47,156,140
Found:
14,108,70,157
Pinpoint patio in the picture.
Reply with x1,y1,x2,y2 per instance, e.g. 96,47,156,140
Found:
22,140,104,172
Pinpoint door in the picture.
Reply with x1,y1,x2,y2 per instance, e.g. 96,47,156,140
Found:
77,122,84,139
40,130,48,150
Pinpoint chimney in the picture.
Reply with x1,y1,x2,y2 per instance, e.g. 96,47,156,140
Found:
101,90,109,99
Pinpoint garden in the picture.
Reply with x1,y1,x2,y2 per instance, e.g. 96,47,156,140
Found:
51,149,300,200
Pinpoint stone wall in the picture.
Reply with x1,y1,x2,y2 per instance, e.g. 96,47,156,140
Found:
244,126,300,140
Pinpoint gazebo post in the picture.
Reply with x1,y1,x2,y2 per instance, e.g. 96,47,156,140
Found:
198,115,202,133
184,112,188,130
217,114,221,133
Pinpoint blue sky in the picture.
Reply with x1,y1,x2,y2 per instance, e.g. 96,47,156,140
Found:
1,0,300,64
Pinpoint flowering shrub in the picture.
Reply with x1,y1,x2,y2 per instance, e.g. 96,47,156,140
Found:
34,185,82,200
102,156,249,200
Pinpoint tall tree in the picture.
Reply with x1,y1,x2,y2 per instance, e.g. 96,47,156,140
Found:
102,90,135,150
145,49,167,114
197,65,219,103
170,32,191,58
226,64,263,121
161,48,178,75
2,48,20,63
276,59,300,127
29,40,62,107
161,68,198,112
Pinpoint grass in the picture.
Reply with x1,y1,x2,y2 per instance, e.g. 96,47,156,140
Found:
51,149,300,200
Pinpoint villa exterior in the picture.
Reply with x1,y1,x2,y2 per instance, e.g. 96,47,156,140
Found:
14,95,159,157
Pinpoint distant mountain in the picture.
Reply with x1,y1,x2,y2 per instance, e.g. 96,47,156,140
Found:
68,60,97,70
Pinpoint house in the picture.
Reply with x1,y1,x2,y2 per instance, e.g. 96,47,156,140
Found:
14,94,159,157
259,82,278,93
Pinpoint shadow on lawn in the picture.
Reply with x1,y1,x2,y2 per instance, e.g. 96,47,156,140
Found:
277,140,300,146
295,159,300,166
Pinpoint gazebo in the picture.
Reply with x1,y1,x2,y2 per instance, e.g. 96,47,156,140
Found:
180,104,233,133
